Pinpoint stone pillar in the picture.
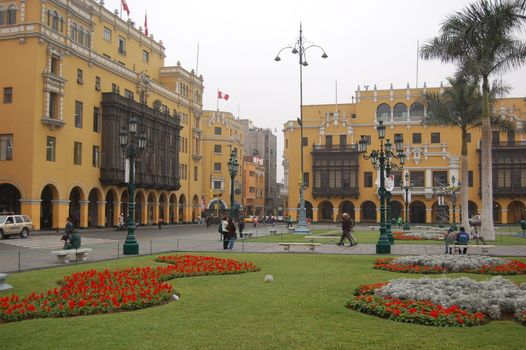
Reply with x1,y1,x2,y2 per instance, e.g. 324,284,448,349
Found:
426,208,433,224
52,199,70,231
163,204,169,224
354,207,361,223
153,202,160,224
113,201,122,227
97,201,106,227
141,201,148,226
332,207,339,223
312,208,319,222
185,205,192,223
376,208,380,223
172,204,178,224
79,200,89,228
425,169,433,189
20,199,42,230
501,208,508,225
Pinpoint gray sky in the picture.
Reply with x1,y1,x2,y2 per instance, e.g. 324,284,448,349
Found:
117,0,526,181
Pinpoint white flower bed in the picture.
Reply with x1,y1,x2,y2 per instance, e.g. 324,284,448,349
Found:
401,232,443,240
392,255,509,272
377,276,526,320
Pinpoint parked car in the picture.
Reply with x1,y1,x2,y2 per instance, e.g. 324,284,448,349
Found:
0,214,34,239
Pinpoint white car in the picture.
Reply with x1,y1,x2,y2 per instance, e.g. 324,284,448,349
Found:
0,215,33,239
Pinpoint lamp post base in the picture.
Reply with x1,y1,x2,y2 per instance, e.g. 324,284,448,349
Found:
123,241,139,255
376,242,391,254
403,223,410,231
294,222,310,234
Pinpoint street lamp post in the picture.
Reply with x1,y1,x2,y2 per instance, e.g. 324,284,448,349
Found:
275,23,327,234
358,121,406,254
401,171,412,231
119,115,147,255
228,148,239,219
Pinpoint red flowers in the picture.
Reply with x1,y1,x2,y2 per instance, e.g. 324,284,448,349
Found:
0,255,259,323
374,258,447,274
347,282,486,327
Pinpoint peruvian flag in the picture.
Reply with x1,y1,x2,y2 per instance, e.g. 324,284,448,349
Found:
144,12,148,36
218,90,230,101
121,0,130,16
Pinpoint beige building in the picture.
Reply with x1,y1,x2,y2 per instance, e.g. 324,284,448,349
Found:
242,156,265,216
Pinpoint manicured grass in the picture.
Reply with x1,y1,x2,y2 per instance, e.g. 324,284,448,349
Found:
2,253,526,350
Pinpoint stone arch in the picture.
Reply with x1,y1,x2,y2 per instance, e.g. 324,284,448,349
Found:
69,186,85,228
409,102,424,119
105,188,118,227
390,200,403,223
40,184,59,230
208,199,226,218
169,193,177,223
507,201,525,223
376,103,391,122
192,195,200,222
339,200,355,222
0,183,22,214
179,194,187,222
393,103,408,119
361,201,377,223
409,200,426,224
87,188,102,227
318,201,334,221
493,201,502,224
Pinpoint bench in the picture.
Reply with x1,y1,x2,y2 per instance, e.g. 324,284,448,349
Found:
241,231,253,238
51,248,93,263
287,226,297,231
269,229,278,234
0,273,13,291
278,242,321,253
449,245,495,255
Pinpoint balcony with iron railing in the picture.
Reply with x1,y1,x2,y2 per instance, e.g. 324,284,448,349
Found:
312,144,359,152
312,186,360,198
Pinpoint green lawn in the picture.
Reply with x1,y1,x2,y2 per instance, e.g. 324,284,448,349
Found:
2,253,526,350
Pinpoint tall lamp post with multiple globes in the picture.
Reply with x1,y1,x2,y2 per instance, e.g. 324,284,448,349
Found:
275,23,327,234
401,171,412,231
119,115,147,255
227,148,239,219
358,121,406,254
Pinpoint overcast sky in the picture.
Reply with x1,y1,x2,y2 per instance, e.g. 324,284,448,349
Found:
116,0,526,181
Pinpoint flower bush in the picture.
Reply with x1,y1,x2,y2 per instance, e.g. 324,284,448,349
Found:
0,255,259,323
348,277,526,327
374,255,526,275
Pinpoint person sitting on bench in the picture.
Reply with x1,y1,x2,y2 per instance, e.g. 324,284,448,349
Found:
65,230,81,250
456,227,469,254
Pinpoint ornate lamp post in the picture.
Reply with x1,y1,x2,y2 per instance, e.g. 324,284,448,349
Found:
119,115,147,255
227,148,239,219
401,171,412,231
275,23,327,234
358,121,405,254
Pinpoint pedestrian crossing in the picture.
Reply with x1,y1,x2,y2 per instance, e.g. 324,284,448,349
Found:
0,236,117,249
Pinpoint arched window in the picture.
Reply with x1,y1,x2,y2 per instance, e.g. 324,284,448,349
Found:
376,103,391,122
52,11,59,31
0,7,6,25
70,23,77,42
84,30,90,47
59,17,64,32
79,27,84,45
393,103,408,119
7,5,16,25
409,102,424,118
46,10,51,26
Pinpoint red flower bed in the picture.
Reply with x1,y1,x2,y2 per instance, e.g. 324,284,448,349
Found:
347,283,486,327
374,258,526,275
0,255,259,323
392,232,426,241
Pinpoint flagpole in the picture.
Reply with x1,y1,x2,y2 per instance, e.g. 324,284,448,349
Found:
195,42,200,76
120,2,122,19
217,90,219,111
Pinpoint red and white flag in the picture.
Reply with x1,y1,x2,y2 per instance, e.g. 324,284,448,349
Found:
218,90,230,101
144,11,148,36
121,0,130,16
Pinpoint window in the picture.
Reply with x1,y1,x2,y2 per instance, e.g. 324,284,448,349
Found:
302,137,308,147
143,50,149,62
352,113,357,119
214,144,221,153
249,187,255,193
77,69,83,84
394,133,403,144
118,36,126,55
432,171,448,187
3,87,12,104
411,171,425,187
95,76,101,91
412,133,422,144
0,7,5,25
92,145,100,167
214,127,221,135
214,162,221,171
249,171,255,177
393,103,408,119
74,142,82,165
7,6,16,25
75,101,83,128
46,136,56,161
325,135,333,148
194,166,198,181
468,171,473,187
431,132,441,143
103,27,112,41
111,83,118,93
124,89,134,100
376,103,391,122
303,172,310,188
70,23,77,42
213,181,222,190
93,107,101,133
51,56,59,75
340,135,347,146
0,134,13,160
364,172,373,187
48,92,58,119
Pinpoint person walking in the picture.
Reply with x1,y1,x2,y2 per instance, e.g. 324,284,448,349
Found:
397,216,403,228
158,216,164,229
444,228,456,254
338,213,357,247
238,219,245,238
221,216,229,249
286,215,292,228
456,226,470,254
226,217,237,249
470,225,486,245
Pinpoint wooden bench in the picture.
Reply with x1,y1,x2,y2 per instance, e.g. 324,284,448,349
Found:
278,242,321,253
241,231,253,238
51,248,92,263
450,245,495,255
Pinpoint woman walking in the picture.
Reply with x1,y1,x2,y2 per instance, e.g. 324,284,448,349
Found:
226,218,237,249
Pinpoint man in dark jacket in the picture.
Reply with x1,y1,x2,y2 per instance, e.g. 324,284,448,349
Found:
65,231,81,249
338,213,357,247
456,226,469,254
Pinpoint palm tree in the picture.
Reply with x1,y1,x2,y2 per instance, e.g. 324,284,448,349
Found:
421,0,526,240
422,76,514,231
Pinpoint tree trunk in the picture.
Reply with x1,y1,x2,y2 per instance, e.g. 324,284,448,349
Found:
461,130,470,230
480,77,495,241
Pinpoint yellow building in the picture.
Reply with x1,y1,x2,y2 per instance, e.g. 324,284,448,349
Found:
242,156,265,216
0,0,204,229
200,110,244,218
283,84,526,224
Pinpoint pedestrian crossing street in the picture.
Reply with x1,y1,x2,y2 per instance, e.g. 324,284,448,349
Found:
0,236,117,249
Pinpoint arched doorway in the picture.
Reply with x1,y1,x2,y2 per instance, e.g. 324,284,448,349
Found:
169,194,177,223
105,190,116,227
361,201,377,223
159,192,167,221
340,201,355,222
0,184,21,214
87,188,100,227
508,201,525,223
192,195,200,222
69,187,83,228
319,201,334,221
409,201,426,224
432,202,449,224
40,184,58,229
179,195,186,222
468,201,478,220
135,191,145,225
147,193,155,225
208,199,226,217
296,201,313,221
493,201,502,224
390,200,403,223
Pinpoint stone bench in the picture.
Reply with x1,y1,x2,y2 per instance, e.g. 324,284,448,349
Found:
241,231,253,238
287,226,297,231
278,242,321,253
449,245,495,255
51,248,92,263
268,229,278,234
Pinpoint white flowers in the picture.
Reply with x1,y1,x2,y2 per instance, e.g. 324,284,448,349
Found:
377,276,526,320
392,255,509,273
264,275,274,283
